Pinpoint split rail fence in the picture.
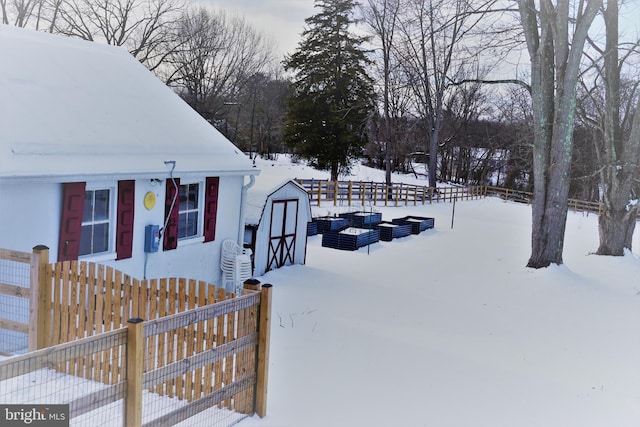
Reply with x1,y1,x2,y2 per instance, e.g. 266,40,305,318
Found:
0,246,272,427
295,179,604,215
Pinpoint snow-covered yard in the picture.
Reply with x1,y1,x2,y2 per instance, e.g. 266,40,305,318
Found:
236,157,640,427
2,156,639,426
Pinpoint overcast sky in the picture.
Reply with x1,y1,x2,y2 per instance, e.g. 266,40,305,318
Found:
197,0,640,74
200,0,317,59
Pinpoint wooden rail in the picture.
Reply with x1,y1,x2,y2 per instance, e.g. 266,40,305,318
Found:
0,247,43,351
0,278,272,427
296,179,604,215
296,179,486,207
483,186,603,214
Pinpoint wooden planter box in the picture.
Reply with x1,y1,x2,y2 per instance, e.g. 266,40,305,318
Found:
322,227,380,251
391,216,435,234
376,221,413,241
314,217,350,234
339,211,383,227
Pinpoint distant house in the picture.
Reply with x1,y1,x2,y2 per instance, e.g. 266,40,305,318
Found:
0,25,259,284
244,179,312,277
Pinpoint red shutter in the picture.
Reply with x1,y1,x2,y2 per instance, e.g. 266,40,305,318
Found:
58,182,86,262
115,180,135,260
163,178,180,250
203,177,219,242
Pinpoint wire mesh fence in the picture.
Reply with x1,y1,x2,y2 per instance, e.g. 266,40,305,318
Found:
0,328,127,426
0,249,33,354
140,291,261,427
0,278,270,427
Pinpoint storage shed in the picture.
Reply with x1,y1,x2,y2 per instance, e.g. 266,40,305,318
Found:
245,179,312,276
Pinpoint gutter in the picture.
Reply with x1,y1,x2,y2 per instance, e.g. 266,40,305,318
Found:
238,174,256,246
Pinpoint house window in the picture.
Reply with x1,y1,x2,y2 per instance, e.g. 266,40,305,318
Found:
80,188,111,256
178,183,200,239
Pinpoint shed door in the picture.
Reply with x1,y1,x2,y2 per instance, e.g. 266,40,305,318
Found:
267,199,298,272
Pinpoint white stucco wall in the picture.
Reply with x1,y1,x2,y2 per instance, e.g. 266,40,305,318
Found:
0,181,62,252
0,174,246,286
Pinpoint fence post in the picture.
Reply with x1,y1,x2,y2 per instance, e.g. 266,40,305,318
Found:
32,245,50,350
373,183,378,206
348,181,353,206
255,284,272,418
125,318,144,427
333,181,338,206
317,181,322,207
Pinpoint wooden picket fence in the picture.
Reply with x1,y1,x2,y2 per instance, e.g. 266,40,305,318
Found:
0,246,272,426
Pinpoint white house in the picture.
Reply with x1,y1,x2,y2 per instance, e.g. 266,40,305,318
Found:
0,25,259,284
244,179,312,277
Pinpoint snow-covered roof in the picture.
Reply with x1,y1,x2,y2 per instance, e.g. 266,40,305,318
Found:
245,178,311,226
0,25,256,181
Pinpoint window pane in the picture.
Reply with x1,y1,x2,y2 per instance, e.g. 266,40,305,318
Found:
178,212,199,238
79,225,92,255
178,211,188,238
93,223,109,253
83,192,93,222
94,190,110,221
179,185,188,211
187,212,198,237
188,184,199,209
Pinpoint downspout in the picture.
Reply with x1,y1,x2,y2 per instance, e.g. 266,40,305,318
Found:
238,175,256,246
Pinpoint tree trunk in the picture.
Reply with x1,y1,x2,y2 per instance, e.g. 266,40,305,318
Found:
519,0,601,268
330,163,339,182
597,205,638,255
428,128,439,189
593,0,640,256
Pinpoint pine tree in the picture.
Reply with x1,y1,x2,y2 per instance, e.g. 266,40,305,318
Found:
283,0,376,181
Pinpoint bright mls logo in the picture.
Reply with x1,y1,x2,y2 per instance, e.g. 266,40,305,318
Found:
1,405,69,426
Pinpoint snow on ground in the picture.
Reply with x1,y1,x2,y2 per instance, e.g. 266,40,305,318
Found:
2,155,639,426
237,156,640,427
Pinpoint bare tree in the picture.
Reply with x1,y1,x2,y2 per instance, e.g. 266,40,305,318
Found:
362,0,402,191
51,0,183,71
1,0,55,28
579,1,640,255
163,7,277,131
518,0,601,268
396,0,498,191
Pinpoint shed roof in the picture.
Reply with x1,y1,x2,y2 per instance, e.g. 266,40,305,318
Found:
245,178,311,226
0,25,255,181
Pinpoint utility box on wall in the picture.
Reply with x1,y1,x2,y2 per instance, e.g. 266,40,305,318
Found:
144,224,160,253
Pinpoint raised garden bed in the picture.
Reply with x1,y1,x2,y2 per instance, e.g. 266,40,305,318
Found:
376,221,413,241
339,211,383,227
314,217,350,234
322,227,380,251
391,216,435,234
307,221,318,236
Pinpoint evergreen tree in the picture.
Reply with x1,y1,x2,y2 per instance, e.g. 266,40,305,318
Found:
283,0,376,181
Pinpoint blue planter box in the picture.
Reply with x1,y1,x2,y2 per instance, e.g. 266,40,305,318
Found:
391,216,435,234
376,221,413,241
322,227,380,251
339,211,383,227
315,217,350,234
307,221,318,236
